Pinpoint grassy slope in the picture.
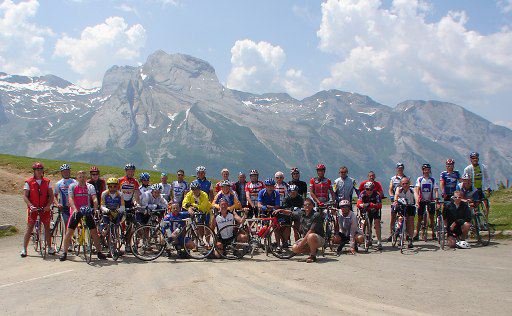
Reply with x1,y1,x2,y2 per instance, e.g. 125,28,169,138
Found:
490,188,512,231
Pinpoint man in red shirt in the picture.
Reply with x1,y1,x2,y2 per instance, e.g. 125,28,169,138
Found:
358,171,384,198
309,164,336,207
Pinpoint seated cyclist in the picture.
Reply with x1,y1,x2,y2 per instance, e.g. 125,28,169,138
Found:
445,190,472,249
213,198,247,258
257,178,281,218
162,203,196,257
334,200,363,255
356,181,383,250
393,177,416,249
139,184,168,224
213,180,242,213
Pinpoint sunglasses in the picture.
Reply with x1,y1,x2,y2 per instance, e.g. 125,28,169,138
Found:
453,196,462,199
276,176,284,179
177,174,184,176
365,188,372,191
339,171,347,174
91,173,99,176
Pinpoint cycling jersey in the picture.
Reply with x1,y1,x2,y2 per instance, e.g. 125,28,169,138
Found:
309,177,332,203
139,185,151,196
358,180,384,196
140,191,168,210
55,178,77,207
87,179,106,205
257,189,280,211
171,180,188,204
282,195,304,209
235,181,248,207
463,164,490,190
356,191,382,210
68,182,96,212
215,213,235,239
100,190,124,211
162,211,190,244
182,190,212,214
196,178,212,195
440,170,461,196
119,176,140,201
275,182,289,206
390,175,406,196
414,177,438,201
333,176,357,201
214,181,236,193
245,181,264,207
160,183,172,202
337,210,359,248
456,183,479,200
395,187,415,205
213,191,242,211
24,177,52,226
288,179,308,198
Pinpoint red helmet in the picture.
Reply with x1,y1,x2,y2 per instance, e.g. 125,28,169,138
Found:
316,164,326,170
446,158,455,165
90,166,99,173
32,162,44,170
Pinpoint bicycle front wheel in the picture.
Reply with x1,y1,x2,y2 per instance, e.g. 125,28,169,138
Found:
363,219,371,252
38,222,47,259
52,216,64,253
109,224,122,261
131,225,165,261
32,221,40,252
184,224,215,260
266,225,297,259
217,225,250,260
437,217,445,250
84,228,93,264
399,223,406,254
474,214,491,246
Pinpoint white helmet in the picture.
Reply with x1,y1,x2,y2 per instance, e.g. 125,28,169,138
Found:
339,200,351,208
456,240,471,249
196,166,206,173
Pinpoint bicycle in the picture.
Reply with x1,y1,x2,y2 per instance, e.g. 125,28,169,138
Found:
435,202,448,250
391,199,408,253
50,206,65,253
417,200,437,242
469,200,491,246
131,211,215,261
98,210,128,261
357,206,372,252
30,207,48,259
318,202,338,254
72,216,93,264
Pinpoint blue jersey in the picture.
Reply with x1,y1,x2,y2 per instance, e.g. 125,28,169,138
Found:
456,183,479,200
54,178,77,207
215,192,236,206
440,171,461,196
162,212,190,243
257,189,280,210
196,178,212,195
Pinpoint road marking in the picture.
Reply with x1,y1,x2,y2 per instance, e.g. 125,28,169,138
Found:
0,269,74,289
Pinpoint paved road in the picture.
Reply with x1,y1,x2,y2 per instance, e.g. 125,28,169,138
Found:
1,207,511,315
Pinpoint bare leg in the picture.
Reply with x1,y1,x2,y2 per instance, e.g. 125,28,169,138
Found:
23,222,36,250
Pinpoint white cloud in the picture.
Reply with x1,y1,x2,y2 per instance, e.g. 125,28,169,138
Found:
116,3,139,16
317,0,512,109
54,16,146,88
227,39,311,98
497,0,512,13
0,0,53,75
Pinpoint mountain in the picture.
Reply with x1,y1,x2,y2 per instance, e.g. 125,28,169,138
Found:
1,51,511,184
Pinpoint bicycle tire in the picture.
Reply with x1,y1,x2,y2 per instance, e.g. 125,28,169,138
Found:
184,224,215,260
437,216,445,250
391,219,398,248
109,224,121,261
131,225,165,261
475,212,491,246
421,217,428,242
363,216,371,252
52,216,64,253
38,222,47,259
74,225,82,256
32,220,40,252
85,228,93,264
217,225,250,260
399,222,406,254
266,225,297,259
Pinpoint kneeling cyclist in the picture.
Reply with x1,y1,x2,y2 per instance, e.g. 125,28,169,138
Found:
445,190,472,249
213,198,248,258
161,203,196,257
335,199,363,255
356,182,383,250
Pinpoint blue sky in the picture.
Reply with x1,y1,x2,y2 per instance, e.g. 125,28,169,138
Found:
1,0,511,127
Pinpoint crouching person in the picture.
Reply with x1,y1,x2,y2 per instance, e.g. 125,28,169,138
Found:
334,199,364,255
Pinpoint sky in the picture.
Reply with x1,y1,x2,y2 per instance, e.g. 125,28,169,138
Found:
1,0,511,127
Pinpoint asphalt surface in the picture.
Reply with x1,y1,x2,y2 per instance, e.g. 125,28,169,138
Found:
1,206,511,315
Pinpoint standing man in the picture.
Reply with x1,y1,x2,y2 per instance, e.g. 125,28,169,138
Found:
288,167,308,199
414,164,439,241
21,162,54,257
440,159,461,202
333,166,358,207
387,162,406,242
88,166,105,206
54,163,76,230
359,171,384,198
464,152,491,217
196,166,214,201
215,168,236,193
159,172,172,202
309,164,336,207
234,172,248,210
274,171,289,207
245,169,264,218
171,170,189,209
119,163,140,252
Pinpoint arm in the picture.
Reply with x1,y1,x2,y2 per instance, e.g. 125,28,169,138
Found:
483,165,491,191
413,186,420,207
329,187,336,202
100,191,109,213
68,186,77,213
245,190,254,208
91,194,98,211
199,193,213,213
229,195,242,212
212,191,222,210
388,180,394,198
23,186,33,209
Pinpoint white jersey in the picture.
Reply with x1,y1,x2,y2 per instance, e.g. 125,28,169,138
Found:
396,186,415,205
215,213,235,239
140,191,168,210
414,177,438,201
390,175,406,196
139,185,151,196
160,183,172,202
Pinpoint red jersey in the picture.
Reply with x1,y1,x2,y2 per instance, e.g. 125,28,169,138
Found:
309,177,332,202
119,176,140,201
358,180,384,197
245,181,264,206
215,181,236,193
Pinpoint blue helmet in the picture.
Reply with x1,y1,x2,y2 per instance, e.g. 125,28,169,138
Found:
139,172,150,181
264,178,276,186
161,172,168,177
190,181,201,190
60,164,71,171
125,163,136,170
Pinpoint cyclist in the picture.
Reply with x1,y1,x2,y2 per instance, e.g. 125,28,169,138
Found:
276,197,324,263
161,203,195,257
334,199,363,255
288,167,308,198
282,185,304,209
139,172,151,195
413,164,439,241
393,177,416,248
358,171,384,198
387,162,406,242
440,159,461,202
309,164,335,207
215,168,236,193
333,166,358,208
463,152,491,217
100,178,125,256
357,182,383,250
234,172,248,209
139,184,168,225
213,198,248,258
159,172,172,202
182,181,213,227
119,163,140,252
88,166,105,206
171,170,188,209
278,184,304,247
59,170,106,261
54,163,76,230
445,190,472,249
257,178,281,217
21,162,54,257
245,169,264,218
195,166,214,201
274,171,289,207
456,173,479,203
213,180,242,212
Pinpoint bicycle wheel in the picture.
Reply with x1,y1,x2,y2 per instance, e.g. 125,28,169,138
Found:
38,221,47,259
108,224,122,261
32,220,40,252
84,228,93,264
52,216,64,253
437,216,445,250
217,225,250,260
266,225,298,259
421,217,428,242
363,218,371,252
131,225,165,261
391,220,398,247
475,213,491,246
74,225,82,256
184,224,215,260
399,223,406,254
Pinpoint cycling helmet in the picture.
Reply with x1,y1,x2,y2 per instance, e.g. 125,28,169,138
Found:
190,181,201,190
59,163,70,171
290,167,299,174
446,158,455,165
289,184,298,192
161,172,168,177
139,172,150,181
151,183,163,191
196,166,206,172
249,169,259,176
32,162,44,170
106,177,119,185
469,152,479,158
461,173,470,180
456,240,470,249
125,163,136,170
79,206,93,216
316,164,326,170
396,162,404,168
238,171,245,176
339,200,351,208
89,166,99,173
421,163,431,170
264,178,276,186
364,182,374,190
221,180,231,187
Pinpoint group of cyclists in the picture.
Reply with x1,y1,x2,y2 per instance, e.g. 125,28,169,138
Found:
20,151,492,263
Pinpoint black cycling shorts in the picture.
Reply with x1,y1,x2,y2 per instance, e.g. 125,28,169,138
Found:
448,222,463,237
67,211,96,230
367,209,381,221
418,201,435,216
